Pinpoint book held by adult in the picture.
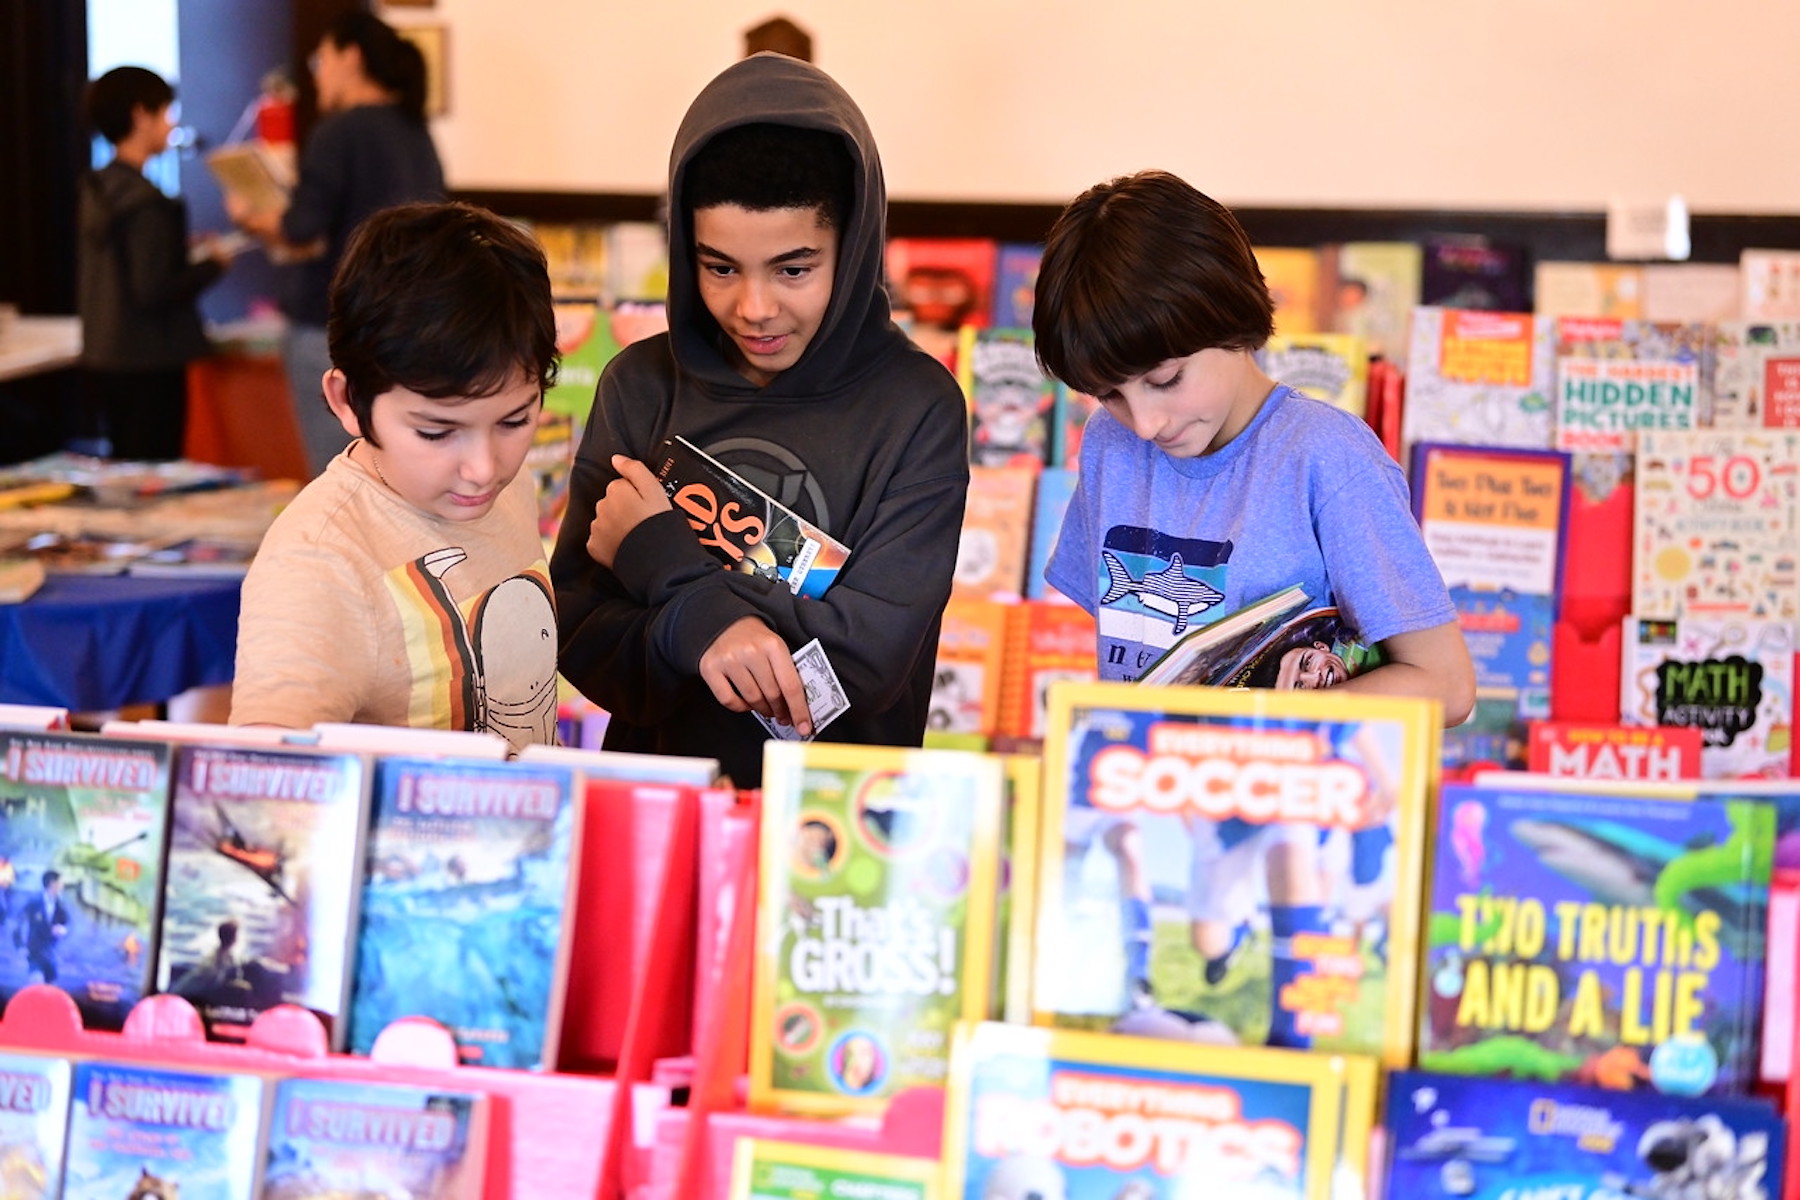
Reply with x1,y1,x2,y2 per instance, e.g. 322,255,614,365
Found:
653,435,850,599
156,743,372,1048
0,730,172,1030
1033,681,1442,1065
750,741,1005,1117
346,755,581,1069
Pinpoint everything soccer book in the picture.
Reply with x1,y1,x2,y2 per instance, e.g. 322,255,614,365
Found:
64,1061,269,1200
653,435,851,599
261,1076,489,1200
346,755,582,1070
750,741,1005,1117
1032,682,1442,1066
942,1019,1377,1200
0,730,172,1030
1383,1069,1784,1200
1418,780,1774,1095
157,743,372,1048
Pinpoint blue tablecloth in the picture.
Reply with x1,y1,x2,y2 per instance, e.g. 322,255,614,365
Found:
0,571,241,710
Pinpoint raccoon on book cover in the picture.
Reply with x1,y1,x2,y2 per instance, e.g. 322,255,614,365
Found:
653,435,851,599
1418,780,1775,1095
1032,682,1442,1066
750,741,1005,1117
346,755,581,1070
1384,1069,1784,1200
0,730,172,1030
941,1019,1378,1200
0,1051,72,1198
64,1061,269,1200
157,742,372,1048
260,1076,489,1200
729,1137,941,1200
1619,615,1795,781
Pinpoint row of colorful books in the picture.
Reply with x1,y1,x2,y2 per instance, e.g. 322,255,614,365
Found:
0,1048,490,1199
0,709,731,1080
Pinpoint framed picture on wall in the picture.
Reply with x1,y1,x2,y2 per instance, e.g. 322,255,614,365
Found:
396,24,448,116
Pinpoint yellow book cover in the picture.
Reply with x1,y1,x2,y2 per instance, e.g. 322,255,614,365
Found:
1031,681,1442,1068
1260,332,1370,418
952,465,1038,603
941,1019,1377,1200
728,1138,942,1199
929,597,1012,738
750,741,1006,1117
996,753,1042,1025
1255,246,1323,336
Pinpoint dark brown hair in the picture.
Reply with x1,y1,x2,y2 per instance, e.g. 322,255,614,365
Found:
1032,170,1274,396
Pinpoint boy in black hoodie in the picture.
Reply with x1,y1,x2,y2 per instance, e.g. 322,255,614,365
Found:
551,54,969,787
77,66,232,461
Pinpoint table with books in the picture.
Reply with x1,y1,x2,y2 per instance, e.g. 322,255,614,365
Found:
0,458,296,711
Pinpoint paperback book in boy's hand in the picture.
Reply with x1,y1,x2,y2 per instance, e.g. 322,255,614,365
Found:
1137,584,1381,689
157,743,372,1048
346,756,581,1069
653,435,851,599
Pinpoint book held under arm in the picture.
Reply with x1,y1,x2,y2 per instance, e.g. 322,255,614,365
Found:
653,435,851,599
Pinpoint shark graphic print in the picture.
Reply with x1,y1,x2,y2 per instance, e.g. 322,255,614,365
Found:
1092,525,1233,680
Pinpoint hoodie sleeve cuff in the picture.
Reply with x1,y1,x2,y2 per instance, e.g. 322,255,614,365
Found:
654,574,763,674
612,508,728,606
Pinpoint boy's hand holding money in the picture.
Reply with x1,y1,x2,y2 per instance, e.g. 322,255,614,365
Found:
701,616,814,736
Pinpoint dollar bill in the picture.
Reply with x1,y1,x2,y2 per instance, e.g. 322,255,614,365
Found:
755,637,850,741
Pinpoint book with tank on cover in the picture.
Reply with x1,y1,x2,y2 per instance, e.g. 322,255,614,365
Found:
653,435,851,599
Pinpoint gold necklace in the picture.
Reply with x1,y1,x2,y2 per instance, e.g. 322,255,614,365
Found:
366,442,392,491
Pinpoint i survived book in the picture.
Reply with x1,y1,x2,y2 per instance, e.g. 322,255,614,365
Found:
260,1077,489,1200
1383,1068,1784,1200
157,743,372,1048
941,1019,1377,1200
346,755,581,1069
0,1052,72,1199
0,730,172,1030
64,1061,269,1200
653,435,851,599
1033,682,1442,1065
750,741,1005,1117
1418,780,1774,1095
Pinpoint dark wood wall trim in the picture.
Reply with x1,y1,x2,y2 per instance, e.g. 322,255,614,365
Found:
453,189,1800,266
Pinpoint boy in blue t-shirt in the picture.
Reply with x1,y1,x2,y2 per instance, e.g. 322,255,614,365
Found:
1034,169,1474,1046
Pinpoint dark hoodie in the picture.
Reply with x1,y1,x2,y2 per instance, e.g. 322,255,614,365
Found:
76,160,220,371
551,53,970,787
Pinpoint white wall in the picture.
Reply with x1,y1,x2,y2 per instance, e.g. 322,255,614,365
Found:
382,0,1800,215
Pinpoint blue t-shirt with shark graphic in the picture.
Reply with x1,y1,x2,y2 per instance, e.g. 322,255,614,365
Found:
1046,385,1454,682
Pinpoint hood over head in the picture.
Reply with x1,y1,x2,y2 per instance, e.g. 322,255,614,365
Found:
666,52,893,399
